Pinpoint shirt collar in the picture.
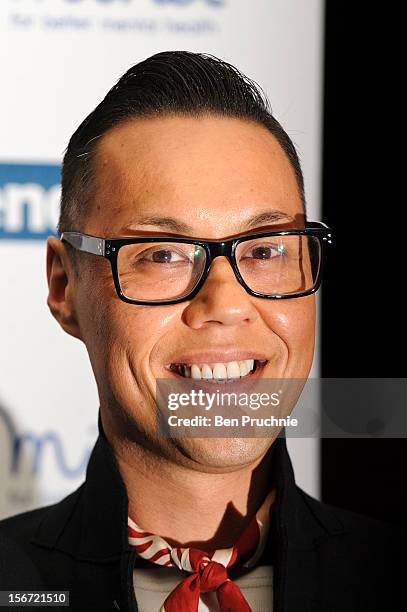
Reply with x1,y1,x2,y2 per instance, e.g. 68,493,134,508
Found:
128,487,277,569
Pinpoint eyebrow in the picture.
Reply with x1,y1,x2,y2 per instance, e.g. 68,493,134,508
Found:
120,209,294,235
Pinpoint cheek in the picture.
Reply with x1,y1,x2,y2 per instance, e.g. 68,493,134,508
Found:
95,308,156,355
259,296,316,363
77,265,180,371
90,300,177,367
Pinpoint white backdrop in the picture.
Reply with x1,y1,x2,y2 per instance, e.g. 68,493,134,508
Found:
0,0,324,519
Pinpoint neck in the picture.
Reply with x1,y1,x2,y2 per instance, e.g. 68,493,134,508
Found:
109,435,275,552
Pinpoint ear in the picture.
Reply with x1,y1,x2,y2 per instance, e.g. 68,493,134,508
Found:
46,236,83,341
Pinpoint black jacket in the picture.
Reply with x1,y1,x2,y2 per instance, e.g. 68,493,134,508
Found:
0,412,404,611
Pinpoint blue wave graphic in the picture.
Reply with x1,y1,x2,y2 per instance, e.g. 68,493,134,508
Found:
0,405,92,477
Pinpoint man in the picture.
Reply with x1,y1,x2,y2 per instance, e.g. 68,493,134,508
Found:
0,51,402,611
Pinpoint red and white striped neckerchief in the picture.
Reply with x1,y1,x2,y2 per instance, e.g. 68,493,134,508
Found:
128,488,276,612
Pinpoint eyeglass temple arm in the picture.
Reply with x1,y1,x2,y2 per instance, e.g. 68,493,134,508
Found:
305,221,333,244
305,220,330,230
61,232,105,257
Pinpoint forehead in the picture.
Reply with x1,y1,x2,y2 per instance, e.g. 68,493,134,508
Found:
88,114,303,238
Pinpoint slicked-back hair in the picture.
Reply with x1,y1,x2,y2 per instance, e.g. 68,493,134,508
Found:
58,50,306,257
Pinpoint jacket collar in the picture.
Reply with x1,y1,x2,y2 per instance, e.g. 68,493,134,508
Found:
33,409,344,562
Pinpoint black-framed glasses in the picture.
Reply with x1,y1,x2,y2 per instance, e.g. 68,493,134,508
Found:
61,221,332,305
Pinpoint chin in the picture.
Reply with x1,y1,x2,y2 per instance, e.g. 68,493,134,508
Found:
174,436,273,471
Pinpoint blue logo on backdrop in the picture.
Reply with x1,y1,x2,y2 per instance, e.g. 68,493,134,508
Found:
0,163,60,240
0,405,93,479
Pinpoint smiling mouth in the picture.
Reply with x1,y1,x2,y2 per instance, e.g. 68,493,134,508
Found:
167,359,268,382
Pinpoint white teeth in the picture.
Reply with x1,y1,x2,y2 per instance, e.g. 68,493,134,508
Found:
172,359,259,380
191,364,202,379
201,364,213,379
246,359,254,371
226,361,241,378
239,360,249,376
213,363,227,379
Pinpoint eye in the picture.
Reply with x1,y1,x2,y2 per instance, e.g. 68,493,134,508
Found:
151,249,184,263
137,246,192,265
241,242,286,260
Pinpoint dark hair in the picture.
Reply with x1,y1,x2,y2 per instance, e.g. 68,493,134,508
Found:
58,50,305,246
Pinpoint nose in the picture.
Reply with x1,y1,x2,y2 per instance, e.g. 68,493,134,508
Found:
182,256,259,329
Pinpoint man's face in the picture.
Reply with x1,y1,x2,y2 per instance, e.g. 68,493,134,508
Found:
51,115,315,471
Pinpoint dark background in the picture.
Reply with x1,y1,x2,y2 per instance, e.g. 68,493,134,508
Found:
321,4,404,524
